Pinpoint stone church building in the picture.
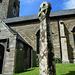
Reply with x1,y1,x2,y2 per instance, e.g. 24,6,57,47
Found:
0,0,75,75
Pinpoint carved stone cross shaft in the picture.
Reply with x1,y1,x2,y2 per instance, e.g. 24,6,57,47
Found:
38,2,56,75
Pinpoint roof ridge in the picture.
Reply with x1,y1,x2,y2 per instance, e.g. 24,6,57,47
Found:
3,9,75,23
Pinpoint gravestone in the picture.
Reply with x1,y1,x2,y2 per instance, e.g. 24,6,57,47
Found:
38,2,56,75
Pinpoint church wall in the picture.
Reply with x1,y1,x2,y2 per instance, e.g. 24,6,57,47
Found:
0,0,20,19
8,21,40,51
1,0,10,19
7,16,75,59
0,3,2,19
3,35,17,75
59,17,75,60
7,0,15,18
14,40,32,73
7,0,20,18
0,20,17,74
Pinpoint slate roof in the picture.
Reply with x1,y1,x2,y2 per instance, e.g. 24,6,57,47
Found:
8,27,32,47
3,9,75,24
1,20,31,46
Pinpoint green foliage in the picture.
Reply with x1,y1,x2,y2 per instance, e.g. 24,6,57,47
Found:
14,49,25,73
55,58,62,63
13,64,75,75
36,57,39,66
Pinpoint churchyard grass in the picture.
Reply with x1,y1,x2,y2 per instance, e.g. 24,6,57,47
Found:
14,64,75,75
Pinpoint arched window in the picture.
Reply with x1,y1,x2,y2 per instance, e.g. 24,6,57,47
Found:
36,30,40,54
0,0,2,3
71,26,75,50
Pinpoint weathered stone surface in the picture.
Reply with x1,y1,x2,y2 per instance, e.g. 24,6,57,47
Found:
9,18,61,58
0,20,33,74
3,36,17,75
8,12,75,62
59,21,69,63
0,20,16,75
38,2,56,75
38,2,51,21
0,0,19,19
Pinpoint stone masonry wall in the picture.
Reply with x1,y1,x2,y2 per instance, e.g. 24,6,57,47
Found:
0,0,19,19
0,3,2,19
15,40,25,73
1,0,9,19
15,40,31,73
0,21,17,74
7,0,19,18
8,16,75,58
3,35,17,75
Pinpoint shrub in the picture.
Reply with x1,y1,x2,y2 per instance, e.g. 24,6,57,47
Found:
55,58,62,63
36,57,39,66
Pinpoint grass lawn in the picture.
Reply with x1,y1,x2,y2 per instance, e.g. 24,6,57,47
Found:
56,64,75,75
14,64,75,75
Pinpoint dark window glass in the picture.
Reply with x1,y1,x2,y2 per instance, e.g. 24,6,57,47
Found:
0,0,2,3
36,30,40,54
72,26,75,48
73,33,75,45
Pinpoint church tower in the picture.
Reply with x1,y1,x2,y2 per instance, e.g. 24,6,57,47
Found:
0,0,20,19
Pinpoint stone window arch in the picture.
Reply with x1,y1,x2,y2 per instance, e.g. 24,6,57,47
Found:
36,30,40,54
71,26,75,50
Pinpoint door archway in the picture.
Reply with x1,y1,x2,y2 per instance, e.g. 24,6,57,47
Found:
0,44,5,74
